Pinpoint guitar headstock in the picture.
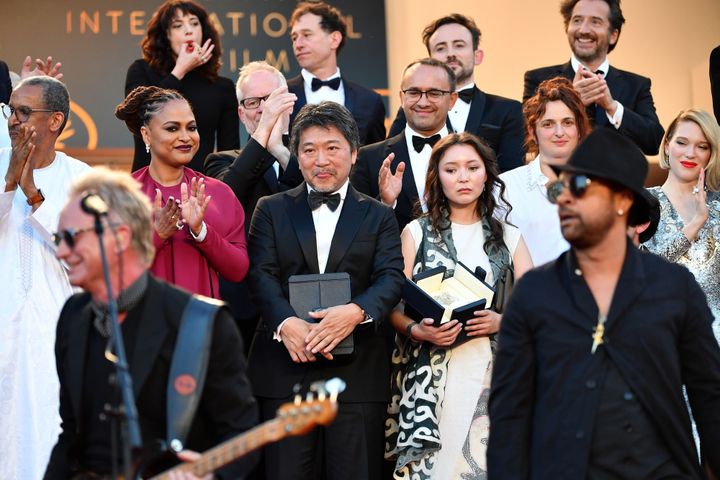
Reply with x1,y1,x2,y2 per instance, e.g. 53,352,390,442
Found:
276,377,346,436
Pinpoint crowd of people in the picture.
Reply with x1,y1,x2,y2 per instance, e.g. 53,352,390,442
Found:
1,0,720,479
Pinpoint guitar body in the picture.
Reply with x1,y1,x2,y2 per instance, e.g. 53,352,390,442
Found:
130,441,179,480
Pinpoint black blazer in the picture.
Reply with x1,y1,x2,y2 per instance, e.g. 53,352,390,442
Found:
488,244,720,479
44,276,258,480
387,87,525,172
710,46,720,125
523,62,664,155
0,60,11,104
287,75,386,146
204,138,304,229
351,132,418,232
246,183,404,403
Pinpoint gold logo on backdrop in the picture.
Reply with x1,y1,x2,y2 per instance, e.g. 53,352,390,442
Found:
56,101,98,150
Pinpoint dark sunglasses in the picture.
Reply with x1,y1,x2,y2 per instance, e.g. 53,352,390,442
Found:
52,226,95,248
546,174,593,204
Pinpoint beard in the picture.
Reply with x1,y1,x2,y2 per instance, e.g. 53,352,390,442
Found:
560,205,616,249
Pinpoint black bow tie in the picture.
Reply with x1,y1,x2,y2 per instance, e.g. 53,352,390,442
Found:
311,77,341,91
308,190,341,211
457,88,474,103
412,134,441,153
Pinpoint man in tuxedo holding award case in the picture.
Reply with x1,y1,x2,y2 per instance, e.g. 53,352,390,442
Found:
246,101,405,480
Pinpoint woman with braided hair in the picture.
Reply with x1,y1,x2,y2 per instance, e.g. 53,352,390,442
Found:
116,85,248,298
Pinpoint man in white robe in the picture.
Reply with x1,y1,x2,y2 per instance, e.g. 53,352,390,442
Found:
0,76,90,480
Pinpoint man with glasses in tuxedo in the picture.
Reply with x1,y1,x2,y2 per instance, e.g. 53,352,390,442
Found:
0,76,90,480
488,128,720,478
352,58,457,231
204,61,303,352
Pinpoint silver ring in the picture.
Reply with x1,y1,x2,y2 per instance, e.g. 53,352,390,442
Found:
176,220,183,230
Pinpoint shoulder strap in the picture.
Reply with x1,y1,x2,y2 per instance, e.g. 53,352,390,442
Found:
166,294,222,447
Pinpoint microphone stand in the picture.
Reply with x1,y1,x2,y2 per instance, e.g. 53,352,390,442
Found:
91,212,142,479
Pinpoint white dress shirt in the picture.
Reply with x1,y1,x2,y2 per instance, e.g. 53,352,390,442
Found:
301,68,345,106
403,125,450,213
448,81,474,133
499,155,569,266
570,55,624,128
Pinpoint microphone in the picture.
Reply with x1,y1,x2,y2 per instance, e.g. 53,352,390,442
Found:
81,192,109,217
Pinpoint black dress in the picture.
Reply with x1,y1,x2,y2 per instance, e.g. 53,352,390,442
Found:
124,59,239,173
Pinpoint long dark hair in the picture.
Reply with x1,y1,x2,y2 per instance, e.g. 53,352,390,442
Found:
141,0,221,82
423,132,512,254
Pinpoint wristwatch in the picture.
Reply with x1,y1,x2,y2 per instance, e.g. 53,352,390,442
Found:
26,189,45,206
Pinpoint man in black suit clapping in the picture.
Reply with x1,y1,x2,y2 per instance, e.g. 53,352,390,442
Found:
287,1,386,146
523,0,664,155
352,58,457,231
388,14,525,172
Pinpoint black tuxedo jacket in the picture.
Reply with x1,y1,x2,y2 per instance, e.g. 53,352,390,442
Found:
387,87,525,172
287,75,386,146
0,60,10,104
44,276,258,480
351,132,418,232
488,244,720,479
523,62,664,155
204,138,304,229
246,183,404,403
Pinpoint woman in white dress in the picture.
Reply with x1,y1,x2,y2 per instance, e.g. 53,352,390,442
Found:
385,132,533,479
500,77,591,266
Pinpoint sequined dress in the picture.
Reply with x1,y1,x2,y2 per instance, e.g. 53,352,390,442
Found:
643,187,720,342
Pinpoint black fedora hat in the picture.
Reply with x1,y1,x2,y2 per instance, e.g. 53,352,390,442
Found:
554,127,651,221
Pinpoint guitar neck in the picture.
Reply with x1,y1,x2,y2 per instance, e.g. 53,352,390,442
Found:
149,417,285,479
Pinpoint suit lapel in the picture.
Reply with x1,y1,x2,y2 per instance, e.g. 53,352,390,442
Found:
387,133,418,206
325,186,369,273
129,277,169,400
287,185,320,273
67,301,92,425
464,86,486,134
343,77,356,114
561,62,575,81
288,75,307,118
604,66,625,110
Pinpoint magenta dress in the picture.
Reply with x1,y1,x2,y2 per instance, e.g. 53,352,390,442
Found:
133,167,249,299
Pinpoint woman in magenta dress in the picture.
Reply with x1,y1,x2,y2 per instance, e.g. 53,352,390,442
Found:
116,85,248,298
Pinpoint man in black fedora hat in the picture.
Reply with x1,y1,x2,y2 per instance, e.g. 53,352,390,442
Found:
487,127,720,479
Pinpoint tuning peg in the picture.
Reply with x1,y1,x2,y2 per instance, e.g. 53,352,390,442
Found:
306,382,318,402
317,382,327,401
293,383,302,405
324,378,346,402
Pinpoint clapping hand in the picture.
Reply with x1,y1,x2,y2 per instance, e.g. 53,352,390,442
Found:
20,55,63,80
378,153,403,205
153,189,182,241
572,67,616,114
180,177,211,236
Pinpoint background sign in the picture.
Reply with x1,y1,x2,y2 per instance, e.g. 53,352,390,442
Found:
0,0,388,150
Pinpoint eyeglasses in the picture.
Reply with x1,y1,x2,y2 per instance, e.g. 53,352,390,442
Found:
546,174,593,204
1,103,55,123
52,226,96,249
401,89,452,103
240,95,270,110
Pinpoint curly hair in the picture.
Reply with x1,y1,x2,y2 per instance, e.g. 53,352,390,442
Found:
115,85,189,137
141,0,221,82
423,132,512,255
523,76,590,156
